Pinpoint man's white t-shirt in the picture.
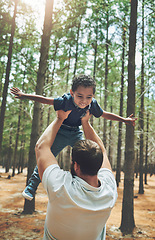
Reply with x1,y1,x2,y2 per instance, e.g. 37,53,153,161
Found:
42,164,117,240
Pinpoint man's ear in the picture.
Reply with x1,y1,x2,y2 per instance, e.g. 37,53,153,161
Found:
70,89,74,97
74,162,80,172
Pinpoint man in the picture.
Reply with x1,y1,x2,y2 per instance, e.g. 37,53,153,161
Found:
35,110,117,240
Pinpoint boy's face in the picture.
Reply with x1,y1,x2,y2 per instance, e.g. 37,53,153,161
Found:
70,86,94,109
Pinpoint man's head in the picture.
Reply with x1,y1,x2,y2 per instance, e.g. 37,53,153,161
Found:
70,75,96,109
71,139,103,176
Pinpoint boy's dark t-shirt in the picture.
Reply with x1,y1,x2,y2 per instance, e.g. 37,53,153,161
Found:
54,93,103,127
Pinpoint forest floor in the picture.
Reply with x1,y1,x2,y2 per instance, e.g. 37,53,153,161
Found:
0,167,154,240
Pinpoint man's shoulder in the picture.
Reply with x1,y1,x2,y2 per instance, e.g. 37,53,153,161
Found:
98,168,117,190
42,164,72,190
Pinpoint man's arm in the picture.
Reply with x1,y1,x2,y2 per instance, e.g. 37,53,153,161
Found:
10,87,54,105
35,110,71,180
102,111,137,126
81,112,112,171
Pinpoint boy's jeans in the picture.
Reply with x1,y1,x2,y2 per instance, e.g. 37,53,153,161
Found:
27,125,83,193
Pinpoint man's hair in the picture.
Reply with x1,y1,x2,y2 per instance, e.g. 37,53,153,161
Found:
72,75,96,94
72,140,103,176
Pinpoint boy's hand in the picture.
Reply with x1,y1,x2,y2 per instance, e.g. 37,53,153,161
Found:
10,87,25,99
81,110,92,122
124,114,137,126
56,110,72,121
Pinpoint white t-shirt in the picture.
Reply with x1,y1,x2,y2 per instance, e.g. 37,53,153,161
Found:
42,164,117,240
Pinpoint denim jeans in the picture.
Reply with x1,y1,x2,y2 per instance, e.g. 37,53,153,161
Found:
27,125,84,193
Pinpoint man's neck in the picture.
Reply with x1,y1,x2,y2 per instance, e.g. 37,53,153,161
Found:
78,174,100,188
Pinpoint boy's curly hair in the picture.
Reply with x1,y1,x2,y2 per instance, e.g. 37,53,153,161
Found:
72,75,96,94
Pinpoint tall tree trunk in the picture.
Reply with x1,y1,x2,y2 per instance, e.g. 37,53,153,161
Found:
73,21,81,77
135,140,139,178
23,0,54,214
116,23,126,187
138,0,145,194
90,17,99,128
98,82,102,134
93,18,98,80
0,0,18,157
18,138,25,174
120,0,138,234
103,4,109,148
12,100,22,177
145,110,149,184
145,70,150,184
5,124,13,173
66,45,71,92
108,83,113,167
46,41,58,126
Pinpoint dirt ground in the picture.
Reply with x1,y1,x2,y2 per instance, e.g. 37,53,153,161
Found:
0,167,154,240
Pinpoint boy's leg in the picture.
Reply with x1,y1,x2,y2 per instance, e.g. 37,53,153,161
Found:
22,165,41,200
22,127,71,201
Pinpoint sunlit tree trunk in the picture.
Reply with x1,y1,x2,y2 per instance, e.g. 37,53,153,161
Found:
120,0,138,234
139,0,145,194
145,65,150,184
90,16,99,127
66,45,71,92
93,17,98,80
145,110,149,184
12,100,22,176
103,3,109,148
23,0,54,214
5,124,13,173
135,139,139,178
46,41,58,126
116,23,126,187
73,20,81,77
108,83,113,167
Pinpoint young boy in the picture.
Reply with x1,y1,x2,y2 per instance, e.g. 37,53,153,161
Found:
11,75,136,200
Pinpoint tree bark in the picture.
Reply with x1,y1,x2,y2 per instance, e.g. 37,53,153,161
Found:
5,125,13,173
12,101,22,177
116,24,126,187
120,0,138,234
108,83,113,167
23,0,54,214
73,21,81,77
103,4,109,148
138,0,144,194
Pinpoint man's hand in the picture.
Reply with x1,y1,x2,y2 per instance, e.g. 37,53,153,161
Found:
10,87,25,99
81,110,92,122
56,110,72,121
124,114,137,126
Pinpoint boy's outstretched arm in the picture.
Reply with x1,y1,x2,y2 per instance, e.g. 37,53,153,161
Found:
10,87,54,105
102,111,137,127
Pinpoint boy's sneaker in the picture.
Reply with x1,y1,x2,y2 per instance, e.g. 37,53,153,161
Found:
22,186,35,201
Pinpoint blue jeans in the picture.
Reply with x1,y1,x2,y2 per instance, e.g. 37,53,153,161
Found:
27,125,83,193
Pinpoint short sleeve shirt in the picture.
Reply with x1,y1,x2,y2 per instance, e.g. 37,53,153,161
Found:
42,164,117,240
54,93,103,127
